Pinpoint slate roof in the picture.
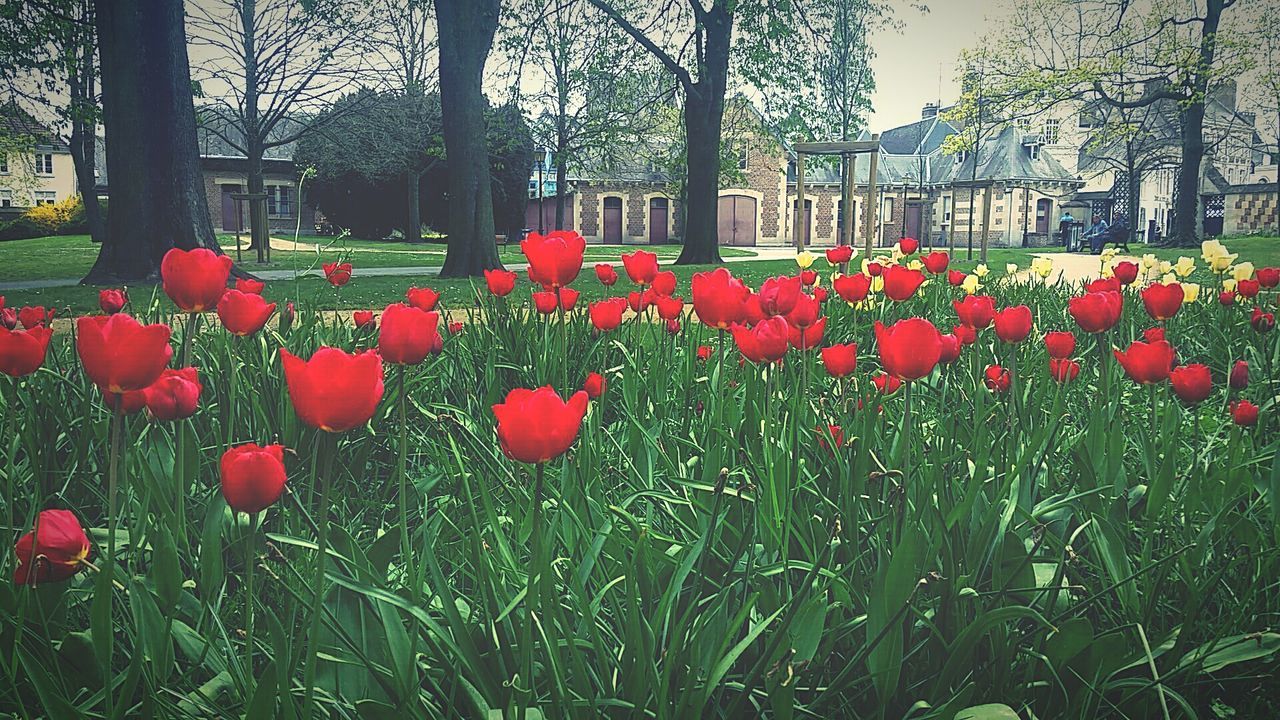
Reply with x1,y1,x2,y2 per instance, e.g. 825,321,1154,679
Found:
0,103,68,151
938,126,1079,185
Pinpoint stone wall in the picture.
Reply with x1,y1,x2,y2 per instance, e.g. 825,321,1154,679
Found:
202,170,314,234
1224,186,1278,236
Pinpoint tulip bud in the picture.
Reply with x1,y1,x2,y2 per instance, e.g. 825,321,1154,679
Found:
1229,360,1249,390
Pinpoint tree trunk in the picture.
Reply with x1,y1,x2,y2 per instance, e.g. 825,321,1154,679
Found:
406,171,422,242
68,4,104,245
241,0,268,252
675,7,731,266
246,140,268,253
1128,166,1141,245
1170,0,1227,248
85,0,222,284
554,149,567,231
434,0,502,277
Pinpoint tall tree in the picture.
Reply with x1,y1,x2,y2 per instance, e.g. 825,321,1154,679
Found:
433,0,503,277
0,0,103,243
85,0,222,283
187,0,369,252
1255,10,1280,229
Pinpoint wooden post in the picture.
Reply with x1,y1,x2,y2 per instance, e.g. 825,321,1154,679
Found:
864,134,880,259
794,152,806,251
980,182,994,264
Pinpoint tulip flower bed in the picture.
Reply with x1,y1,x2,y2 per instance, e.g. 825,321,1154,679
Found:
2,233,1280,719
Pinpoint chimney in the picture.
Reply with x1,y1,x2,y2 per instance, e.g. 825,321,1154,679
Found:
922,102,939,120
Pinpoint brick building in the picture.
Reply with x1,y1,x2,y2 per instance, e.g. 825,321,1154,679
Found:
195,121,316,235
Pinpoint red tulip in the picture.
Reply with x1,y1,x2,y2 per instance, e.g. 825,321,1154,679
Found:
77,314,172,394
522,230,585,289
800,269,818,286
665,317,681,335
954,295,996,329
881,265,925,301
1218,290,1236,306
1068,291,1123,333
1141,282,1183,321
281,347,384,432
871,372,902,394
922,251,949,274
938,334,961,364
983,364,1011,393
813,286,829,302
0,326,52,377
220,443,287,514
732,316,790,364
1229,360,1249,390
826,245,853,264
833,273,871,303
589,297,627,331
1113,340,1174,384
485,269,518,297
947,269,965,286
0,308,15,330
13,509,90,586
323,261,353,287
953,323,977,346
1049,357,1081,383
622,250,659,286
281,302,295,331
217,289,276,336
785,293,821,329
1236,279,1260,299
627,291,648,314
993,305,1033,343
1256,267,1279,288
1085,277,1121,294
816,424,845,452
533,291,558,314
142,367,202,421
1143,327,1166,343
1044,331,1075,359
788,316,826,350
866,261,883,277
875,318,942,381
19,306,53,329
656,295,684,321
594,263,618,286
758,276,802,316
821,343,858,377
1251,307,1274,332
697,345,713,362
692,268,750,329
558,286,579,311
1170,364,1212,404
161,248,232,312
236,278,265,294
741,294,766,326
103,387,146,415
584,372,606,399
99,288,127,315
1230,399,1259,426
898,237,919,255
492,386,589,464
1112,261,1139,285
353,310,376,330
378,304,440,365
406,287,441,312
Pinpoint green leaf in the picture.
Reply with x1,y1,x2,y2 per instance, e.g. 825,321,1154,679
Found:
954,703,1021,720
1177,632,1280,674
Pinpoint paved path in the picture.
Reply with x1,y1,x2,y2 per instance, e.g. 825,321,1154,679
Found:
0,246,800,291
1018,251,1147,286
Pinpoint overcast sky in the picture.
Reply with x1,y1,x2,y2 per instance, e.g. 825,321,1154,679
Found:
866,1,992,132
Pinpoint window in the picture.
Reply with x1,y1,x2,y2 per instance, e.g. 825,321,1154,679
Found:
0,190,10,207
882,197,894,223
1029,144,1040,161
942,195,952,222
34,191,56,205
1043,119,1061,144
0,155,8,174
1015,117,1032,130
34,153,53,175
266,185,295,217
737,144,749,171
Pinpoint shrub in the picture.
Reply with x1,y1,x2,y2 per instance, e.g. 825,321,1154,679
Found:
23,195,82,233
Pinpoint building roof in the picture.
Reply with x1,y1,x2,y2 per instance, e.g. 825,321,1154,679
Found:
0,103,68,151
194,108,304,161
875,116,958,155
937,126,1080,186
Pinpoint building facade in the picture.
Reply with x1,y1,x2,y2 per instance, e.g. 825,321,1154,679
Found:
0,108,78,210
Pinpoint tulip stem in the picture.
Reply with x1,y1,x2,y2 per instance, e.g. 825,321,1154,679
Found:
396,365,422,689
523,462,546,718
180,312,201,369
244,512,257,693
302,432,334,720
104,402,123,719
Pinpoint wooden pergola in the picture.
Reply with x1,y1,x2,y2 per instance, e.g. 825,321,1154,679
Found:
791,135,881,260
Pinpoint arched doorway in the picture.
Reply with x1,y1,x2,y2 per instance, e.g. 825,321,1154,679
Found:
602,196,623,243
717,194,757,246
649,197,669,244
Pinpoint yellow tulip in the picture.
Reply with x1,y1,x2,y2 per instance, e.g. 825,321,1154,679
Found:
1141,253,1157,268
907,259,924,271
1031,257,1053,278
1160,272,1178,285
1174,257,1196,277
1158,260,1172,275
795,251,816,269
1222,278,1237,293
1005,263,1019,275
1182,283,1200,303
974,264,989,278
962,274,981,294
1231,262,1255,282
871,275,884,293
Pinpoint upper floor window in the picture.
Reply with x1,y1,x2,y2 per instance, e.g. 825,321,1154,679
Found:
0,155,8,174
737,144,749,171
266,185,295,218
34,153,53,175
1042,119,1061,144
1029,144,1041,161
1015,117,1033,130
34,191,56,205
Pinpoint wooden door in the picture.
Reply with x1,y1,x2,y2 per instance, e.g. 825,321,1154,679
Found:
904,204,923,240
1035,198,1052,234
717,195,757,246
603,197,623,243
221,184,242,231
649,197,669,244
